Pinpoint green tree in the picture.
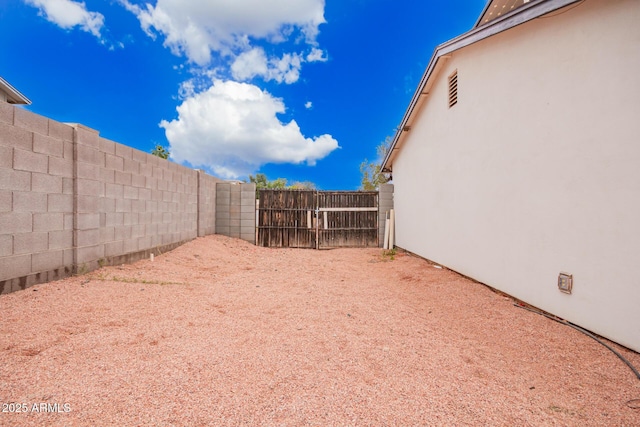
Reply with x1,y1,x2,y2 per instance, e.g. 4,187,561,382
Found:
360,137,392,190
249,174,317,198
151,144,170,159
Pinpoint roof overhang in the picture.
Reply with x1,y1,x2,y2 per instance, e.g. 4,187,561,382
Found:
381,0,581,173
0,76,31,105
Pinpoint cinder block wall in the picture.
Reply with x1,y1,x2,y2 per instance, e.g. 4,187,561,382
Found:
215,182,256,244
198,171,223,237
378,183,394,248
1,104,75,292
0,103,224,294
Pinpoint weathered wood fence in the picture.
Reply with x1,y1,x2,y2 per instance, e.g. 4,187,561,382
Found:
257,190,379,249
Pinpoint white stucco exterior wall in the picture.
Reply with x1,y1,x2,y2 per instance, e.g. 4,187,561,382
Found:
392,0,640,352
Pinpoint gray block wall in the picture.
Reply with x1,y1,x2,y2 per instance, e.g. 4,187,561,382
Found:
0,104,75,292
198,171,223,237
0,103,224,294
215,182,256,244
378,183,394,248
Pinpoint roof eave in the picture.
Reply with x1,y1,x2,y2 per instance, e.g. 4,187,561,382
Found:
0,76,31,105
381,0,581,173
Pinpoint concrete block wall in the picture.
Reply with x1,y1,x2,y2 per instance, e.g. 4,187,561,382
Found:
0,102,75,293
215,182,256,244
0,103,223,294
198,171,223,237
378,183,394,248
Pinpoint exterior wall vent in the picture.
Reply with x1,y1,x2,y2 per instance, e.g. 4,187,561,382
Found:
448,70,458,108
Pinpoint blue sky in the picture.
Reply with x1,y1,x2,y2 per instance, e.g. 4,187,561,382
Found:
1,0,485,190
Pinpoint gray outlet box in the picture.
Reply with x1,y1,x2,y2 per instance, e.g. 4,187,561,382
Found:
558,272,573,294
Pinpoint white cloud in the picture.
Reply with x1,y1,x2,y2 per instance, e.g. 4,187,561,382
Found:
162,80,339,178
232,47,325,84
305,101,313,109
121,0,326,66
306,47,328,62
25,0,104,38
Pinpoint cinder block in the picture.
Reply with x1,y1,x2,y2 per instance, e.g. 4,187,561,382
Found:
105,213,124,227
77,162,100,180
123,238,138,254
77,144,104,166
240,212,255,220
64,213,73,230
32,250,63,272
132,174,145,188
157,179,168,191
131,199,145,212
241,204,255,214
32,173,63,194
74,125,100,149
77,195,99,213
63,248,73,266
62,178,73,194
76,244,104,264
77,229,100,247
63,141,73,159
116,198,132,213
48,120,74,141
105,183,124,199
0,121,32,150
77,179,104,196
137,235,152,250
139,163,153,178
137,188,151,201
240,234,256,243
132,148,148,164
100,168,115,184
48,230,72,250
216,210,230,220
99,137,116,155
33,213,64,232
13,191,47,213
163,170,173,183
132,224,145,238
104,240,124,257
0,101,14,124
105,153,124,171
115,171,132,186
33,133,63,158
229,227,240,238
151,212,162,224
48,156,73,177
115,143,133,160
77,213,100,230
101,197,116,213
14,232,48,254
0,254,31,281
14,149,47,173
0,145,12,168
14,108,48,135
240,219,255,229
0,190,11,212
100,226,115,242
123,158,139,174
0,234,12,257
123,186,138,200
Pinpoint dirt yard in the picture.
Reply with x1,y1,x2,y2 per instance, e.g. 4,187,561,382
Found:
0,235,638,426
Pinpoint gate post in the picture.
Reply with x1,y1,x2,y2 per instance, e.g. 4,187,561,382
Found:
378,184,394,248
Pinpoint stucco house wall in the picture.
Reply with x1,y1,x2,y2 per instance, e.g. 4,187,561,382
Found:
391,0,640,351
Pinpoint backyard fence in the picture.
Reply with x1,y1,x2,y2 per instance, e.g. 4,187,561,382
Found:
257,188,393,249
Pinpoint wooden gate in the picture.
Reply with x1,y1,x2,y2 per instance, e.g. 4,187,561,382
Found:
257,190,378,248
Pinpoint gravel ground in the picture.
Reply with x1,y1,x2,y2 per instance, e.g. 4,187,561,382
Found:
1,234,639,426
